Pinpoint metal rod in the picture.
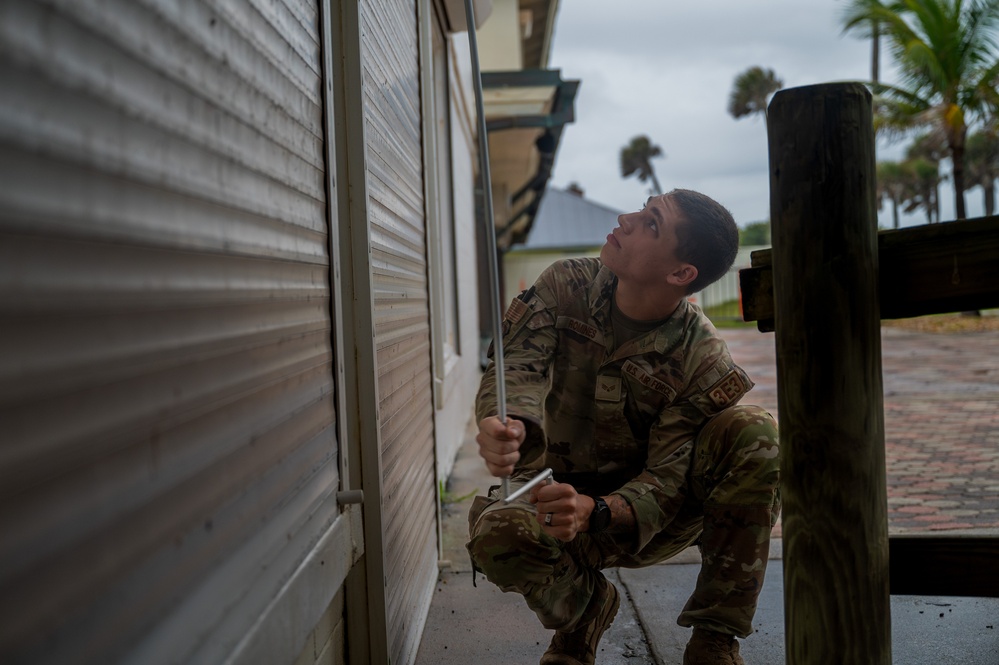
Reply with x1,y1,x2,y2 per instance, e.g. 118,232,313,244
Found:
502,468,554,504
463,0,510,498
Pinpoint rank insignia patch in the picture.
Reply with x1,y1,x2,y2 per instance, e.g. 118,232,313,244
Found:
595,376,622,402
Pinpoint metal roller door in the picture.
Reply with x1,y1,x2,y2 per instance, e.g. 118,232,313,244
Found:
0,1,346,663
359,0,439,661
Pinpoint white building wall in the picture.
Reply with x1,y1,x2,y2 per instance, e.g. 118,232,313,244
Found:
474,0,523,70
432,30,486,480
505,246,770,321
503,248,599,307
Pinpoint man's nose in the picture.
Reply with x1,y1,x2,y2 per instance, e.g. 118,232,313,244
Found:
618,214,633,232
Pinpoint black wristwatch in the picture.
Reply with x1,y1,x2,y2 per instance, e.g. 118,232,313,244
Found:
587,495,611,534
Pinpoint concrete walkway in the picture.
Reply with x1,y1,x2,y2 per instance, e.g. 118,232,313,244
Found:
416,327,999,664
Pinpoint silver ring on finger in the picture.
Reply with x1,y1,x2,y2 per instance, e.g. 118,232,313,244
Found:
544,512,553,526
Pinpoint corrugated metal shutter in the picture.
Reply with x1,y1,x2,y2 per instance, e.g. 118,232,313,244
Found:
360,0,439,662
0,1,342,663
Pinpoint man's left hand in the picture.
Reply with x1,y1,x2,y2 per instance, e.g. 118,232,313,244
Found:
530,481,596,542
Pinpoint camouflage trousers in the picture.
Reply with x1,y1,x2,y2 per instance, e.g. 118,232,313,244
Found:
466,404,780,638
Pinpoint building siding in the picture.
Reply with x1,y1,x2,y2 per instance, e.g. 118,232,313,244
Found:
0,1,341,662
359,0,438,662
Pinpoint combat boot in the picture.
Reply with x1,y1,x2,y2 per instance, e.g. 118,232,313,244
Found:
682,627,745,665
539,577,620,665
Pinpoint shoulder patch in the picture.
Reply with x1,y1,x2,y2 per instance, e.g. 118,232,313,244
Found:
707,369,750,409
504,297,529,325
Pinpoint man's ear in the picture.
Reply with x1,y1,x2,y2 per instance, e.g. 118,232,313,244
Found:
667,264,698,288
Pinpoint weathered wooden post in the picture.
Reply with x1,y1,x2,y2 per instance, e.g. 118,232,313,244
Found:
768,83,890,664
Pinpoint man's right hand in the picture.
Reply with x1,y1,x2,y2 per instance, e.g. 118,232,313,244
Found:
476,416,525,478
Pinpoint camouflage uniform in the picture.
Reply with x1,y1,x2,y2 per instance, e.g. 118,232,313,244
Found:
468,258,780,638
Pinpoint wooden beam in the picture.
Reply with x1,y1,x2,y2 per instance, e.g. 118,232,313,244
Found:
769,83,891,665
741,215,999,330
889,535,999,597
880,216,999,318
740,250,777,332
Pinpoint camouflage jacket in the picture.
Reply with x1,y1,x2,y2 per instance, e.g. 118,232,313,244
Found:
476,258,753,548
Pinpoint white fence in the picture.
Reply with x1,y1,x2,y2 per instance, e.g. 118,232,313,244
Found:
689,245,768,316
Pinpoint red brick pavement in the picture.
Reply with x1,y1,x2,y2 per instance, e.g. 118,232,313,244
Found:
722,326,999,534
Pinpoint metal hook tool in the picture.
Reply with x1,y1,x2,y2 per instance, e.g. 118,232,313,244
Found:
463,0,511,499
502,468,554,504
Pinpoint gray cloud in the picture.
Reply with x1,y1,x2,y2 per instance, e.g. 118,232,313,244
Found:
547,0,981,227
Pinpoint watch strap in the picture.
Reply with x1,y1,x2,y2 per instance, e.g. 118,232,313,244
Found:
587,495,611,533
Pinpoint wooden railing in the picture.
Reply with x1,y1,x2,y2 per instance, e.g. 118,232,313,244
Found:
742,214,999,332
736,82,999,664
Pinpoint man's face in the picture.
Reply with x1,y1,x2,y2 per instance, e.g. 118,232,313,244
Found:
599,195,690,288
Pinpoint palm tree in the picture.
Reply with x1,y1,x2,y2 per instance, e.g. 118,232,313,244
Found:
728,66,784,121
620,135,664,195
842,0,999,220
876,160,911,228
906,133,947,222
965,128,999,214
843,2,883,82
902,157,947,223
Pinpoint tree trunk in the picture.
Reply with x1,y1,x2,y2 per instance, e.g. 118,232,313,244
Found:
871,22,880,84
951,142,967,220
647,167,663,196
985,177,995,216
892,199,899,229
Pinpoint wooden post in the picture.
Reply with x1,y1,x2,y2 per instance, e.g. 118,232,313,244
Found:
768,83,890,664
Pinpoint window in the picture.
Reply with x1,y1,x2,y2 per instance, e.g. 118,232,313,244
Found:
421,1,462,407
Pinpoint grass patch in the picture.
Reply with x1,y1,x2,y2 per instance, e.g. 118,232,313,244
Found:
703,299,755,328
439,480,477,506
882,312,999,334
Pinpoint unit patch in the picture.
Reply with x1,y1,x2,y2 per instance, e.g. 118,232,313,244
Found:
595,376,622,402
622,360,676,401
707,369,749,408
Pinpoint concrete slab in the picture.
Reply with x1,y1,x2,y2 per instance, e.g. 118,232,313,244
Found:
415,568,655,664
419,327,999,664
618,561,784,664
620,561,999,665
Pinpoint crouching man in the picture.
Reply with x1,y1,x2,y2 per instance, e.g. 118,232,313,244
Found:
468,190,780,665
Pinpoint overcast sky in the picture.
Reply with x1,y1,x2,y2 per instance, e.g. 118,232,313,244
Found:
545,0,988,228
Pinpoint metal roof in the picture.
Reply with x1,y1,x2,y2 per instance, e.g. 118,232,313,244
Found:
514,186,623,250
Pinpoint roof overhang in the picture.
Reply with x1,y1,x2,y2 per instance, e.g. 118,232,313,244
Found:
519,0,560,69
481,69,579,248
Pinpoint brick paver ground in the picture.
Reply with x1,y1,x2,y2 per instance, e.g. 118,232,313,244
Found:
724,325,999,534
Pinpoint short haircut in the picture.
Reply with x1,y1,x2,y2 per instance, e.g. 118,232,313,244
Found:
667,189,739,294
